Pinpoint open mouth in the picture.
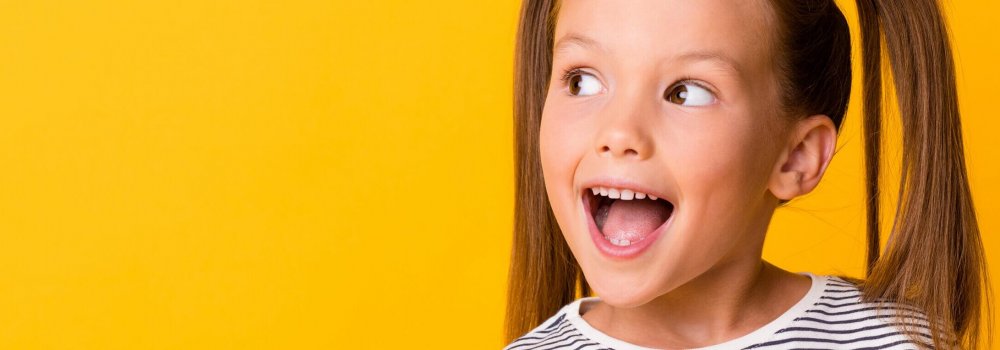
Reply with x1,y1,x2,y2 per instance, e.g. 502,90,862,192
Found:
584,187,675,247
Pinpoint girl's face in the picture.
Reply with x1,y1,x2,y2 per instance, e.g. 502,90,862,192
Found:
540,0,792,306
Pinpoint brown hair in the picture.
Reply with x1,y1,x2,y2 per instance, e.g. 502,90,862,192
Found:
505,0,990,348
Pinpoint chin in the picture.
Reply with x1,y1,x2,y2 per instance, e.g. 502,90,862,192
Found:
590,280,660,308
582,262,676,308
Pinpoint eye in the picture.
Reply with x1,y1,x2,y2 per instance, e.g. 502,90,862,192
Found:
664,82,716,106
564,69,603,96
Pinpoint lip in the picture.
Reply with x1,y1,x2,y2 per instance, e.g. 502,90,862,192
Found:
580,187,676,260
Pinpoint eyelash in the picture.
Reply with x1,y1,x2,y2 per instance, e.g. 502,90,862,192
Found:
558,66,586,85
558,66,716,97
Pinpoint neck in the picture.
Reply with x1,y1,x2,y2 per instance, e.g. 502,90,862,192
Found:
581,236,810,349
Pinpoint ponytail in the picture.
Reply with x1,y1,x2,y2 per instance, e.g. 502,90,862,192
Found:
506,0,590,342
855,0,991,348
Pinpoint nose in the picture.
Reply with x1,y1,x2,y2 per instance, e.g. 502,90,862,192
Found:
595,103,655,161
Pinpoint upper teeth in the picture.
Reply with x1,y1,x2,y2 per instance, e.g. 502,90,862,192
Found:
590,187,658,201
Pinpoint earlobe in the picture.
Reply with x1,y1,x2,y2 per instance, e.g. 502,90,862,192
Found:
768,115,837,201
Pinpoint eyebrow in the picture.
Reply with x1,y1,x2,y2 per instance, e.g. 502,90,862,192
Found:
554,33,606,54
553,33,742,74
675,51,742,74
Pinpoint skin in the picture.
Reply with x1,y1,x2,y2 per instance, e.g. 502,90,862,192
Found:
538,0,838,348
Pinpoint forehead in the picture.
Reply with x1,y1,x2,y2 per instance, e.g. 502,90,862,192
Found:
553,0,776,74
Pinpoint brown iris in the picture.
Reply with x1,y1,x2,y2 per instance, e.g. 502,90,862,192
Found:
568,73,584,96
665,84,688,104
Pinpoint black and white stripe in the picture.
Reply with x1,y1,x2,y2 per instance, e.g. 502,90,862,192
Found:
504,275,933,350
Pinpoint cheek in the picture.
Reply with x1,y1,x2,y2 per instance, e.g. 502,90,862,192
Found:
679,138,770,195
540,98,615,265
539,104,589,225
669,113,780,226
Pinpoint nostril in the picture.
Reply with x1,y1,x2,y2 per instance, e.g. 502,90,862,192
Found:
599,145,640,157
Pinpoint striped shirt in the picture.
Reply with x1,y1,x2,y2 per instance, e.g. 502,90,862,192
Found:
504,274,934,350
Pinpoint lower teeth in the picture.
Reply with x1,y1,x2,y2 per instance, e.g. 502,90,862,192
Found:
606,236,632,246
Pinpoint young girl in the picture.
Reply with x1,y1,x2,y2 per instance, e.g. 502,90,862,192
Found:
504,0,990,349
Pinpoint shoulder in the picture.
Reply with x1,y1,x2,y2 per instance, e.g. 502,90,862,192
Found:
774,275,935,348
813,275,931,323
503,300,592,350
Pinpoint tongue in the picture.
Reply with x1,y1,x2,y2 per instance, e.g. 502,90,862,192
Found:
597,199,672,242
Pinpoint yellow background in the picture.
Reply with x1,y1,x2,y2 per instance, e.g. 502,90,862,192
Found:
0,0,996,348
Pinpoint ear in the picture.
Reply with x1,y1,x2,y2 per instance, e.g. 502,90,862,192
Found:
768,115,837,201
